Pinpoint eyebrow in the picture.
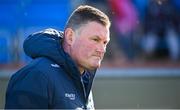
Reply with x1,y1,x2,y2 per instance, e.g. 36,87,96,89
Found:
93,35,109,41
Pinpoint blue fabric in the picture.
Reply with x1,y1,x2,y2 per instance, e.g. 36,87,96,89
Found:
82,71,90,93
5,28,96,109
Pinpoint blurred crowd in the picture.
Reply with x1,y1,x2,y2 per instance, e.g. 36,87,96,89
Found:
86,0,180,66
0,0,180,67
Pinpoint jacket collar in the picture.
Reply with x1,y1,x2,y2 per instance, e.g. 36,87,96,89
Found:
23,28,96,86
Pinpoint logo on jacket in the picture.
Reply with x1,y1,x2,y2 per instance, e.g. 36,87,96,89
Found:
51,64,60,68
65,93,76,100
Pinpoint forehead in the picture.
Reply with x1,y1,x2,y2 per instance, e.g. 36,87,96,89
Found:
78,21,110,40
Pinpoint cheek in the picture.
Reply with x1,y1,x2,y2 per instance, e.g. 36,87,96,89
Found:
77,42,95,57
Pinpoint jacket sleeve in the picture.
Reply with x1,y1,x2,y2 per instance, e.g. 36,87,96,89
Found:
5,68,50,109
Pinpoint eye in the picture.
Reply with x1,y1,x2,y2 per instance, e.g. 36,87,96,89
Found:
92,38,99,42
104,41,107,45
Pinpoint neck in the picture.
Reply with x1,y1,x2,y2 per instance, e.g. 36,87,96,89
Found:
79,67,85,75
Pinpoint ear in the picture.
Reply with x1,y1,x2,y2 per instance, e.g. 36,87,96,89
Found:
64,28,75,45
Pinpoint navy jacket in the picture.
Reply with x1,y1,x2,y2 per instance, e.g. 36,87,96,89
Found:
5,28,96,109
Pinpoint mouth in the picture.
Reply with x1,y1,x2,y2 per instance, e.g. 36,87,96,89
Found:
93,55,102,60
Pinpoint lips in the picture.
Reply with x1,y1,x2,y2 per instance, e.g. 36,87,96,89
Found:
92,52,104,60
92,55,103,60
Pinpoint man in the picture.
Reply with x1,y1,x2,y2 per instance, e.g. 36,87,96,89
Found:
5,5,110,109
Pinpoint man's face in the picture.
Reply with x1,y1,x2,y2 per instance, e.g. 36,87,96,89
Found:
70,21,110,71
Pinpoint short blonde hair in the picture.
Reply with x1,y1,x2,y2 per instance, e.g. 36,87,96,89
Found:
65,5,111,30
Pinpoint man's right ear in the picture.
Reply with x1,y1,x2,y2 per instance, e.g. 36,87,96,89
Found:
64,28,75,46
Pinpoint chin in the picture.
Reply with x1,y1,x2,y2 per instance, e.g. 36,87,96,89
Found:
91,64,101,69
87,61,101,70
88,66,98,71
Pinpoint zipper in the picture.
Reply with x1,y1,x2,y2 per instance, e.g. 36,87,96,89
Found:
80,77,87,100
80,77,87,109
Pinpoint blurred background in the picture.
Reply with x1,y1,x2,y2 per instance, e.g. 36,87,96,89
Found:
0,0,180,109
